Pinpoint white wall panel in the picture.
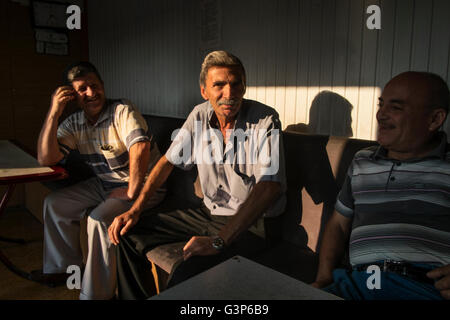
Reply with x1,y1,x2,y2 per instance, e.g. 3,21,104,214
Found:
88,0,450,140
88,0,202,119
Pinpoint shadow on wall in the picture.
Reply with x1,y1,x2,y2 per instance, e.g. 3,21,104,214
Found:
286,91,353,137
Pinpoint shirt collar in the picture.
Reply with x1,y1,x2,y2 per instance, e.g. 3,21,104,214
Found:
372,131,448,161
79,99,112,127
207,99,247,130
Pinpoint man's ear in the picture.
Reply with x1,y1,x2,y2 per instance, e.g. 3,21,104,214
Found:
200,85,209,100
429,108,447,131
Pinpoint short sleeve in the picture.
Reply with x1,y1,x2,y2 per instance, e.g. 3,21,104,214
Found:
335,163,355,218
57,118,77,156
165,110,196,170
115,101,150,150
254,114,286,186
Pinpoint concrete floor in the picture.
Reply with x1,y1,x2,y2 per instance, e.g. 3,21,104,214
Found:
0,207,79,300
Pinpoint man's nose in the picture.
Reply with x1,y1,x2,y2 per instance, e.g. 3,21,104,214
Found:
86,86,95,96
222,84,232,98
376,106,387,121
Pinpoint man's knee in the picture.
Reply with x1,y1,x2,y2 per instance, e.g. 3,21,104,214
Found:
88,206,120,225
87,211,110,227
43,191,67,218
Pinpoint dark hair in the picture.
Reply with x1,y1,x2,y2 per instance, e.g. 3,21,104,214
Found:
62,61,103,85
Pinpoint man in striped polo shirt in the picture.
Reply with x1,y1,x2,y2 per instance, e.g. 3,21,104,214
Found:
36,62,165,299
312,71,450,300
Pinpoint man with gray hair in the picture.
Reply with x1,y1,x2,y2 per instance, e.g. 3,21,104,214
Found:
108,50,287,299
36,61,165,299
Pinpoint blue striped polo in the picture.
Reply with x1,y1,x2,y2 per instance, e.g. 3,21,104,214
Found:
336,132,450,266
57,99,161,189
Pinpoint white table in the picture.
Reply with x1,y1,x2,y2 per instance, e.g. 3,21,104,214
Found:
150,255,342,300
0,140,66,283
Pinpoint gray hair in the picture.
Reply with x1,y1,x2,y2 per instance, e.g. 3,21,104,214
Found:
199,51,246,88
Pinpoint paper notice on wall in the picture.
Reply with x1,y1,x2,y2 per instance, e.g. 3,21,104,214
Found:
199,0,222,56
35,28,68,43
35,28,69,55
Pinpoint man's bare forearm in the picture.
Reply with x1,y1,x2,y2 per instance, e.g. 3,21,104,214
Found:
218,181,281,245
127,141,151,200
38,86,74,166
131,155,173,214
37,112,64,166
314,211,352,285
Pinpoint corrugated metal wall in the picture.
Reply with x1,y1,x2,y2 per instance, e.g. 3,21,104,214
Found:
88,0,450,141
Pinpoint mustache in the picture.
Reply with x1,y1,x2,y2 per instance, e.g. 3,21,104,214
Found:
218,99,239,106
378,121,395,129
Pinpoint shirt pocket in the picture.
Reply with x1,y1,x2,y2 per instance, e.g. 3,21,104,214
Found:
228,168,253,203
100,146,129,171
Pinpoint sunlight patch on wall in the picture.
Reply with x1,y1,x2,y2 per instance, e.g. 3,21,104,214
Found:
245,86,382,141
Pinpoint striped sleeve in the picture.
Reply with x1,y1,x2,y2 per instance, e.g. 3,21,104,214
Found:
115,101,150,150
57,117,77,155
335,163,355,218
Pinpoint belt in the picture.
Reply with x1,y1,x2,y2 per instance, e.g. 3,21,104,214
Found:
353,260,435,285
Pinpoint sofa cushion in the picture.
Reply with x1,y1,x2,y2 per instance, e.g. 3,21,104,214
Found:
279,132,338,251
146,241,187,274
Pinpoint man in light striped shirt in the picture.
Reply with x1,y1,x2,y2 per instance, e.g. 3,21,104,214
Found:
313,71,450,300
36,62,165,299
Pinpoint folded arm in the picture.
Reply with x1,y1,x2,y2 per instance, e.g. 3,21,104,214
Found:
182,180,281,260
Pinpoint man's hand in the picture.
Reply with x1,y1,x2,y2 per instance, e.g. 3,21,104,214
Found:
182,236,220,261
427,264,450,299
108,187,132,201
37,86,76,165
50,86,76,118
108,210,140,245
310,277,334,289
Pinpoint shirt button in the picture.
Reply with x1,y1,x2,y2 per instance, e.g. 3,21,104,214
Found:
390,177,396,181
219,185,223,189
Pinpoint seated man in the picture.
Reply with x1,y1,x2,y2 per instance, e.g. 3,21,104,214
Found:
36,61,166,300
312,71,450,300
108,50,287,299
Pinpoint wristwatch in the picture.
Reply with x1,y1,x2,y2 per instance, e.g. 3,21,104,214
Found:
212,236,225,251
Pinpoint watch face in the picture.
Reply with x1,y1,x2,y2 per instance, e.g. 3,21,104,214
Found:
212,237,225,250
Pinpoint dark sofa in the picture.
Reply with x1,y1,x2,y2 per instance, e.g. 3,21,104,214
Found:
46,114,377,295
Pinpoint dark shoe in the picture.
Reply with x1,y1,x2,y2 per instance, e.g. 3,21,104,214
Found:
29,269,69,288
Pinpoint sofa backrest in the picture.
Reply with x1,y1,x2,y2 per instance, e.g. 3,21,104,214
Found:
143,115,378,252
143,114,204,207
283,132,378,252
281,132,338,250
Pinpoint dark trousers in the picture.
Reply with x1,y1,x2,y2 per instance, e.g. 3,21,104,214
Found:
116,206,267,300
